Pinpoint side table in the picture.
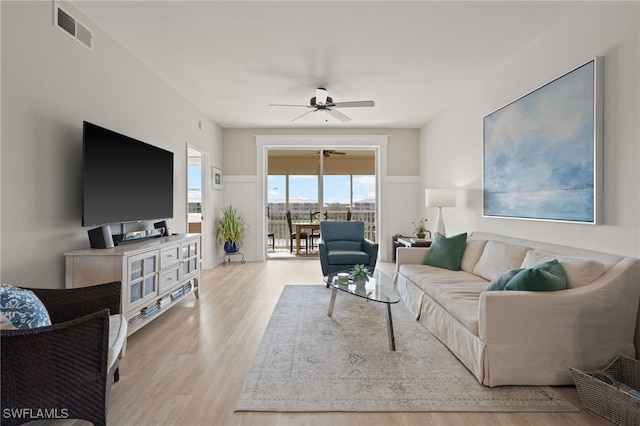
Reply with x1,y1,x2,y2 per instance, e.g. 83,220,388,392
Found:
397,237,432,248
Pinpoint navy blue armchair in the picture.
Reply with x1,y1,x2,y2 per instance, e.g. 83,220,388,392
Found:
318,221,378,276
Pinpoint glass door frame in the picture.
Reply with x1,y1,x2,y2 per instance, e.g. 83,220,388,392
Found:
255,135,389,261
186,144,211,269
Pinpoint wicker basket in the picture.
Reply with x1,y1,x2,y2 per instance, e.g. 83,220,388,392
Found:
570,354,640,426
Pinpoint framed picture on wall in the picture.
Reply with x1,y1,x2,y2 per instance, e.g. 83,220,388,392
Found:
212,167,222,190
483,57,603,224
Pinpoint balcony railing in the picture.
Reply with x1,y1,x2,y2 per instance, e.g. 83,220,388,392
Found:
267,209,376,250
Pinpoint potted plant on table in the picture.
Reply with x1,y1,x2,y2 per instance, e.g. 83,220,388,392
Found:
215,205,246,254
349,264,370,287
410,217,428,239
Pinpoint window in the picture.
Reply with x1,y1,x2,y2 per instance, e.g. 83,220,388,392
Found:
266,149,377,249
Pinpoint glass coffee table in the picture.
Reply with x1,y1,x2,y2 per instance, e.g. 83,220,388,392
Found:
324,267,401,351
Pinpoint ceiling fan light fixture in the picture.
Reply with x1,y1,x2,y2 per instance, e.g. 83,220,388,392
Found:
316,88,328,106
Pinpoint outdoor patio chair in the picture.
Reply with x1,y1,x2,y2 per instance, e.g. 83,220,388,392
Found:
286,210,309,253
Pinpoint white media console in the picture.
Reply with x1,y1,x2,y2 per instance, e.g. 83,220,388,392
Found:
64,233,200,341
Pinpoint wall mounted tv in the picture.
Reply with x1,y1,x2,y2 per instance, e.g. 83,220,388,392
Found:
82,121,174,227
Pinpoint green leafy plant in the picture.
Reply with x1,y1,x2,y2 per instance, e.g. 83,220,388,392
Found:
410,217,427,234
215,205,246,247
349,264,370,283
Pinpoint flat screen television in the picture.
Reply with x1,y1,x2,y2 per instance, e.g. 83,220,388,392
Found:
82,121,174,226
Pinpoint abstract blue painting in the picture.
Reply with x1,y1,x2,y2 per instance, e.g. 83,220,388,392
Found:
483,59,602,223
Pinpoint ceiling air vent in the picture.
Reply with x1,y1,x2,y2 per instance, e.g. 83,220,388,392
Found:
54,3,93,51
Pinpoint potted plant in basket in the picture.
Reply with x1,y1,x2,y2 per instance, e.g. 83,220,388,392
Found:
349,264,370,287
215,205,246,254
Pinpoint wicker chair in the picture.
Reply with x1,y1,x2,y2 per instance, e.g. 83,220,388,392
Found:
1,281,126,426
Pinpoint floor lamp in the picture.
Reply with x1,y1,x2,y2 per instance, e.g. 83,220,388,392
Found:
425,189,457,237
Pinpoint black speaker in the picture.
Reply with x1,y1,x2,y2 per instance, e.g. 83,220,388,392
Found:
154,220,169,236
88,226,114,249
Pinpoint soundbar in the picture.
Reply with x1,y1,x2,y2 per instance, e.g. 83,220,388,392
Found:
88,226,164,249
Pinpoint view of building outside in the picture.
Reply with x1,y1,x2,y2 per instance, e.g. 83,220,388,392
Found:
187,162,202,221
267,173,377,246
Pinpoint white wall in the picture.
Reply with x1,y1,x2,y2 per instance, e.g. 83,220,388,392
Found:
1,1,222,287
385,176,421,258
420,1,640,257
222,128,420,176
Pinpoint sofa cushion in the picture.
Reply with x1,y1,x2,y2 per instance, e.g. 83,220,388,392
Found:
424,232,467,271
0,284,52,329
0,313,15,330
473,240,530,281
429,283,487,335
521,250,605,289
327,250,370,265
506,259,567,291
399,264,488,334
402,266,487,335
108,314,127,370
400,264,487,290
485,268,524,291
460,238,487,273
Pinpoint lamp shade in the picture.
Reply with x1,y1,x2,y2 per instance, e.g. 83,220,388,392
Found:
425,189,457,207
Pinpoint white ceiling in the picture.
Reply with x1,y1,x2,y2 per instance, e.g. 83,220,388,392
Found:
73,1,581,128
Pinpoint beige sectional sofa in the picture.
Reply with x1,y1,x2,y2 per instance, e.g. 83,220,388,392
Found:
394,232,640,387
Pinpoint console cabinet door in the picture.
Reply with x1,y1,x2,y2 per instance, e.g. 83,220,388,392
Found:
181,239,199,279
128,250,159,310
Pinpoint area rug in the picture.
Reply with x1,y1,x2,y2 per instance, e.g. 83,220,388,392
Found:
236,285,578,412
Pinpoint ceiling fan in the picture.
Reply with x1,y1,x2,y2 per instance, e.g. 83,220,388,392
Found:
269,88,375,123
305,149,346,157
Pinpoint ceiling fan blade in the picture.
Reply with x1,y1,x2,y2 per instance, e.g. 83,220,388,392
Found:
332,100,375,108
326,108,351,123
322,150,347,157
291,109,317,122
269,104,313,108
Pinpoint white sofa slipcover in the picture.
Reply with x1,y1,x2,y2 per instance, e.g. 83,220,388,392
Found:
394,232,640,387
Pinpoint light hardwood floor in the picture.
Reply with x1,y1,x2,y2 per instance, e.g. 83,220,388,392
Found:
59,260,611,425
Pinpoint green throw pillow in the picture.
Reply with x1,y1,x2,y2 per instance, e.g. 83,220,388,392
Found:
505,259,567,291
423,232,467,271
485,268,524,291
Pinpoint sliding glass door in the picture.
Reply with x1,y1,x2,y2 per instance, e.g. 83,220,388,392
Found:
267,149,376,251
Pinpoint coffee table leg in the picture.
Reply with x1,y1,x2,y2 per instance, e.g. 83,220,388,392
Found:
386,304,396,351
328,287,338,316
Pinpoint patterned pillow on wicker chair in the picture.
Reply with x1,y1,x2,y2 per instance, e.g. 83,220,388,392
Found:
0,283,52,329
